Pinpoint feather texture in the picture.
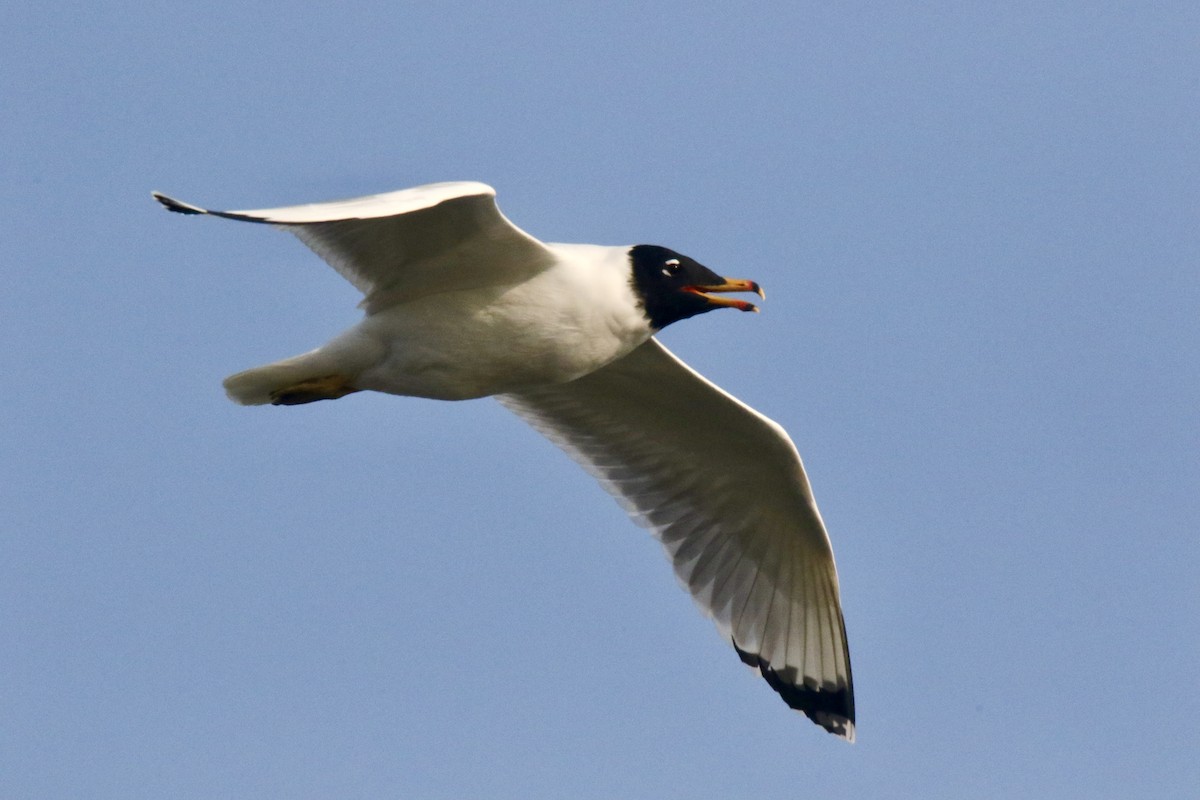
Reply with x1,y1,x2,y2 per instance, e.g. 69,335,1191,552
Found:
499,339,854,739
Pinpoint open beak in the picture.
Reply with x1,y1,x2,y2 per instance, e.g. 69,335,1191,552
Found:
684,278,765,313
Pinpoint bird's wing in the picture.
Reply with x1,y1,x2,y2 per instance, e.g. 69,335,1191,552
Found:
498,338,854,740
152,181,556,311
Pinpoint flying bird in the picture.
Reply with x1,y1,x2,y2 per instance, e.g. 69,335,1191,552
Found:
152,181,855,740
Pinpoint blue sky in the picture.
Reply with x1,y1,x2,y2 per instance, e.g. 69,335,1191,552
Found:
3,2,1197,797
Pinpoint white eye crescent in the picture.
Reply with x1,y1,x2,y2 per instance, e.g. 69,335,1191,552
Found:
662,258,681,277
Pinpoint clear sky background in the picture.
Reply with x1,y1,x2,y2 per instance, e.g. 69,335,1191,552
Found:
3,2,1197,798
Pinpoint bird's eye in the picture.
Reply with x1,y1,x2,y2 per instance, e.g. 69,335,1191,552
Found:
661,258,681,277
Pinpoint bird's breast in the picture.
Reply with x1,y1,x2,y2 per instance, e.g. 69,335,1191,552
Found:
354,260,652,401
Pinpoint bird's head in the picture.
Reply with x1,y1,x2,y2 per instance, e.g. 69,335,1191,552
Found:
628,244,764,330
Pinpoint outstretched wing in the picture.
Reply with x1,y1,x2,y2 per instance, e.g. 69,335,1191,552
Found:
498,338,855,740
152,181,556,311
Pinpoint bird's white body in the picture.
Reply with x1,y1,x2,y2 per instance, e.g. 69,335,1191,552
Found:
222,243,649,403
153,181,856,740
353,243,650,400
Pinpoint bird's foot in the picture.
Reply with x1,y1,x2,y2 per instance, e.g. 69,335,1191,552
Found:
269,375,360,405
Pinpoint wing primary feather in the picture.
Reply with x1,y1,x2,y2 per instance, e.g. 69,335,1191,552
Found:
152,192,207,215
152,191,285,223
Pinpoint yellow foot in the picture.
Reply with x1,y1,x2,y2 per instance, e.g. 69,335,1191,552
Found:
269,375,361,406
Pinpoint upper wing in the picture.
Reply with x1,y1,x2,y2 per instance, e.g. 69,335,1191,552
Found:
152,181,556,311
498,338,855,740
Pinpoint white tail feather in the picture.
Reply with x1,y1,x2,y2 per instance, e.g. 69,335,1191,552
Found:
223,349,334,405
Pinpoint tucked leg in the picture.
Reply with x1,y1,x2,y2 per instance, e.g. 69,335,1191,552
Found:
269,374,361,405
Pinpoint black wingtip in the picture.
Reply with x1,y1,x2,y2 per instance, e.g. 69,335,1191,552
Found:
151,191,206,215
733,641,856,742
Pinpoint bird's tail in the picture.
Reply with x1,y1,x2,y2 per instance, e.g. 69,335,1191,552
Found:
223,349,357,406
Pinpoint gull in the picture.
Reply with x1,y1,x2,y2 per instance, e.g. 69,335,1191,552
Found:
152,181,855,740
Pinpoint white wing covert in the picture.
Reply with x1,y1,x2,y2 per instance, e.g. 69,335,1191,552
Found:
152,182,555,311
498,338,855,740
